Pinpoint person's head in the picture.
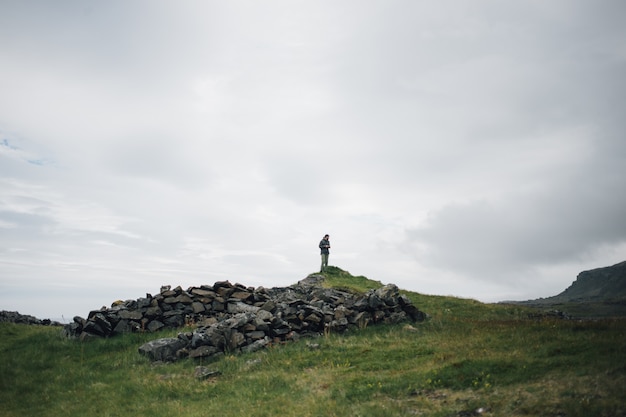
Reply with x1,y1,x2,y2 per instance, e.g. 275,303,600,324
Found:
324,234,329,239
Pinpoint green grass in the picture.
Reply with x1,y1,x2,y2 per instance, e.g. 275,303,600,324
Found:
2,269,625,416
318,265,384,294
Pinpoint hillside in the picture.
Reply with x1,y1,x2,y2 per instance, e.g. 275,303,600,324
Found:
508,261,626,318
556,260,626,301
1,267,625,416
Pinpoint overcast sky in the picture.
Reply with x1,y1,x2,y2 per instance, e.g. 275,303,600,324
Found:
1,1,625,320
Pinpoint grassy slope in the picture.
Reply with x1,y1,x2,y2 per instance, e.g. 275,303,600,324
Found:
2,268,625,417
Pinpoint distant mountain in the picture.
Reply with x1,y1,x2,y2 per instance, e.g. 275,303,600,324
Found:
554,260,626,302
507,260,626,317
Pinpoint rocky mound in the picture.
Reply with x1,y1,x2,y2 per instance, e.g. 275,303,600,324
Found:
62,275,425,362
0,310,61,326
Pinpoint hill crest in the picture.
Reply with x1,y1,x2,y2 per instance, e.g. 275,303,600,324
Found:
551,260,626,302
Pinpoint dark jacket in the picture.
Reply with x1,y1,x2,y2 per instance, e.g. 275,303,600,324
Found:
319,238,330,255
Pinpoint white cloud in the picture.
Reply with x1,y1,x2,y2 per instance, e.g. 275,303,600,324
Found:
0,0,625,319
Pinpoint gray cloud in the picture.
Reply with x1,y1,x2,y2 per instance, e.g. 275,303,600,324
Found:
1,1,625,318
406,164,626,281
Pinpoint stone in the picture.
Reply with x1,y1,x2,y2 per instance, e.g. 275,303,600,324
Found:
137,297,152,309
260,300,276,312
190,288,216,298
191,302,205,314
271,325,291,336
368,294,384,310
162,311,185,328
254,309,271,321
245,330,266,340
403,304,426,322
228,331,245,350
213,280,232,290
403,324,419,332
212,300,225,312
113,319,132,334
188,346,220,359
241,323,256,332
227,301,260,314
138,338,187,362
329,317,349,331
231,291,252,301
376,284,400,306
147,320,165,332
79,331,99,341
192,326,226,349
241,338,269,353
334,305,348,319
118,310,143,320
253,318,270,332
61,322,82,338
197,317,218,327
191,331,212,348
304,313,322,324
385,311,408,323
89,314,111,336
145,306,163,318
174,294,194,304
216,286,235,298
350,311,370,327
194,366,221,380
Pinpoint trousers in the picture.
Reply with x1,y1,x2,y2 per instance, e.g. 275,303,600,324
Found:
320,254,329,272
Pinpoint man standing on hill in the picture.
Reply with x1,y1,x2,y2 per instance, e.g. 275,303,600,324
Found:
319,234,330,272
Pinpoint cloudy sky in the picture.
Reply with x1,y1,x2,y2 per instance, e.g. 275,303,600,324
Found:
1,1,625,320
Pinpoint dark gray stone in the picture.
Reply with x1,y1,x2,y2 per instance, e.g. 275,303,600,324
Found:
113,319,132,334
241,338,269,353
138,338,187,362
246,330,266,340
147,320,165,332
144,306,163,318
227,301,260,314
191,302,205,314
118,310,143,320
188,345,220,359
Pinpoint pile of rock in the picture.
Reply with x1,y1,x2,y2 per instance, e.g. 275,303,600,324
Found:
1,310,61,326
62,275,425,362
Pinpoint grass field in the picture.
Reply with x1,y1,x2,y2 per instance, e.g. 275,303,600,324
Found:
2,268,625,416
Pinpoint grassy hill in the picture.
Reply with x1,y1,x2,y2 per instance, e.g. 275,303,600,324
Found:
2,267,625,417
